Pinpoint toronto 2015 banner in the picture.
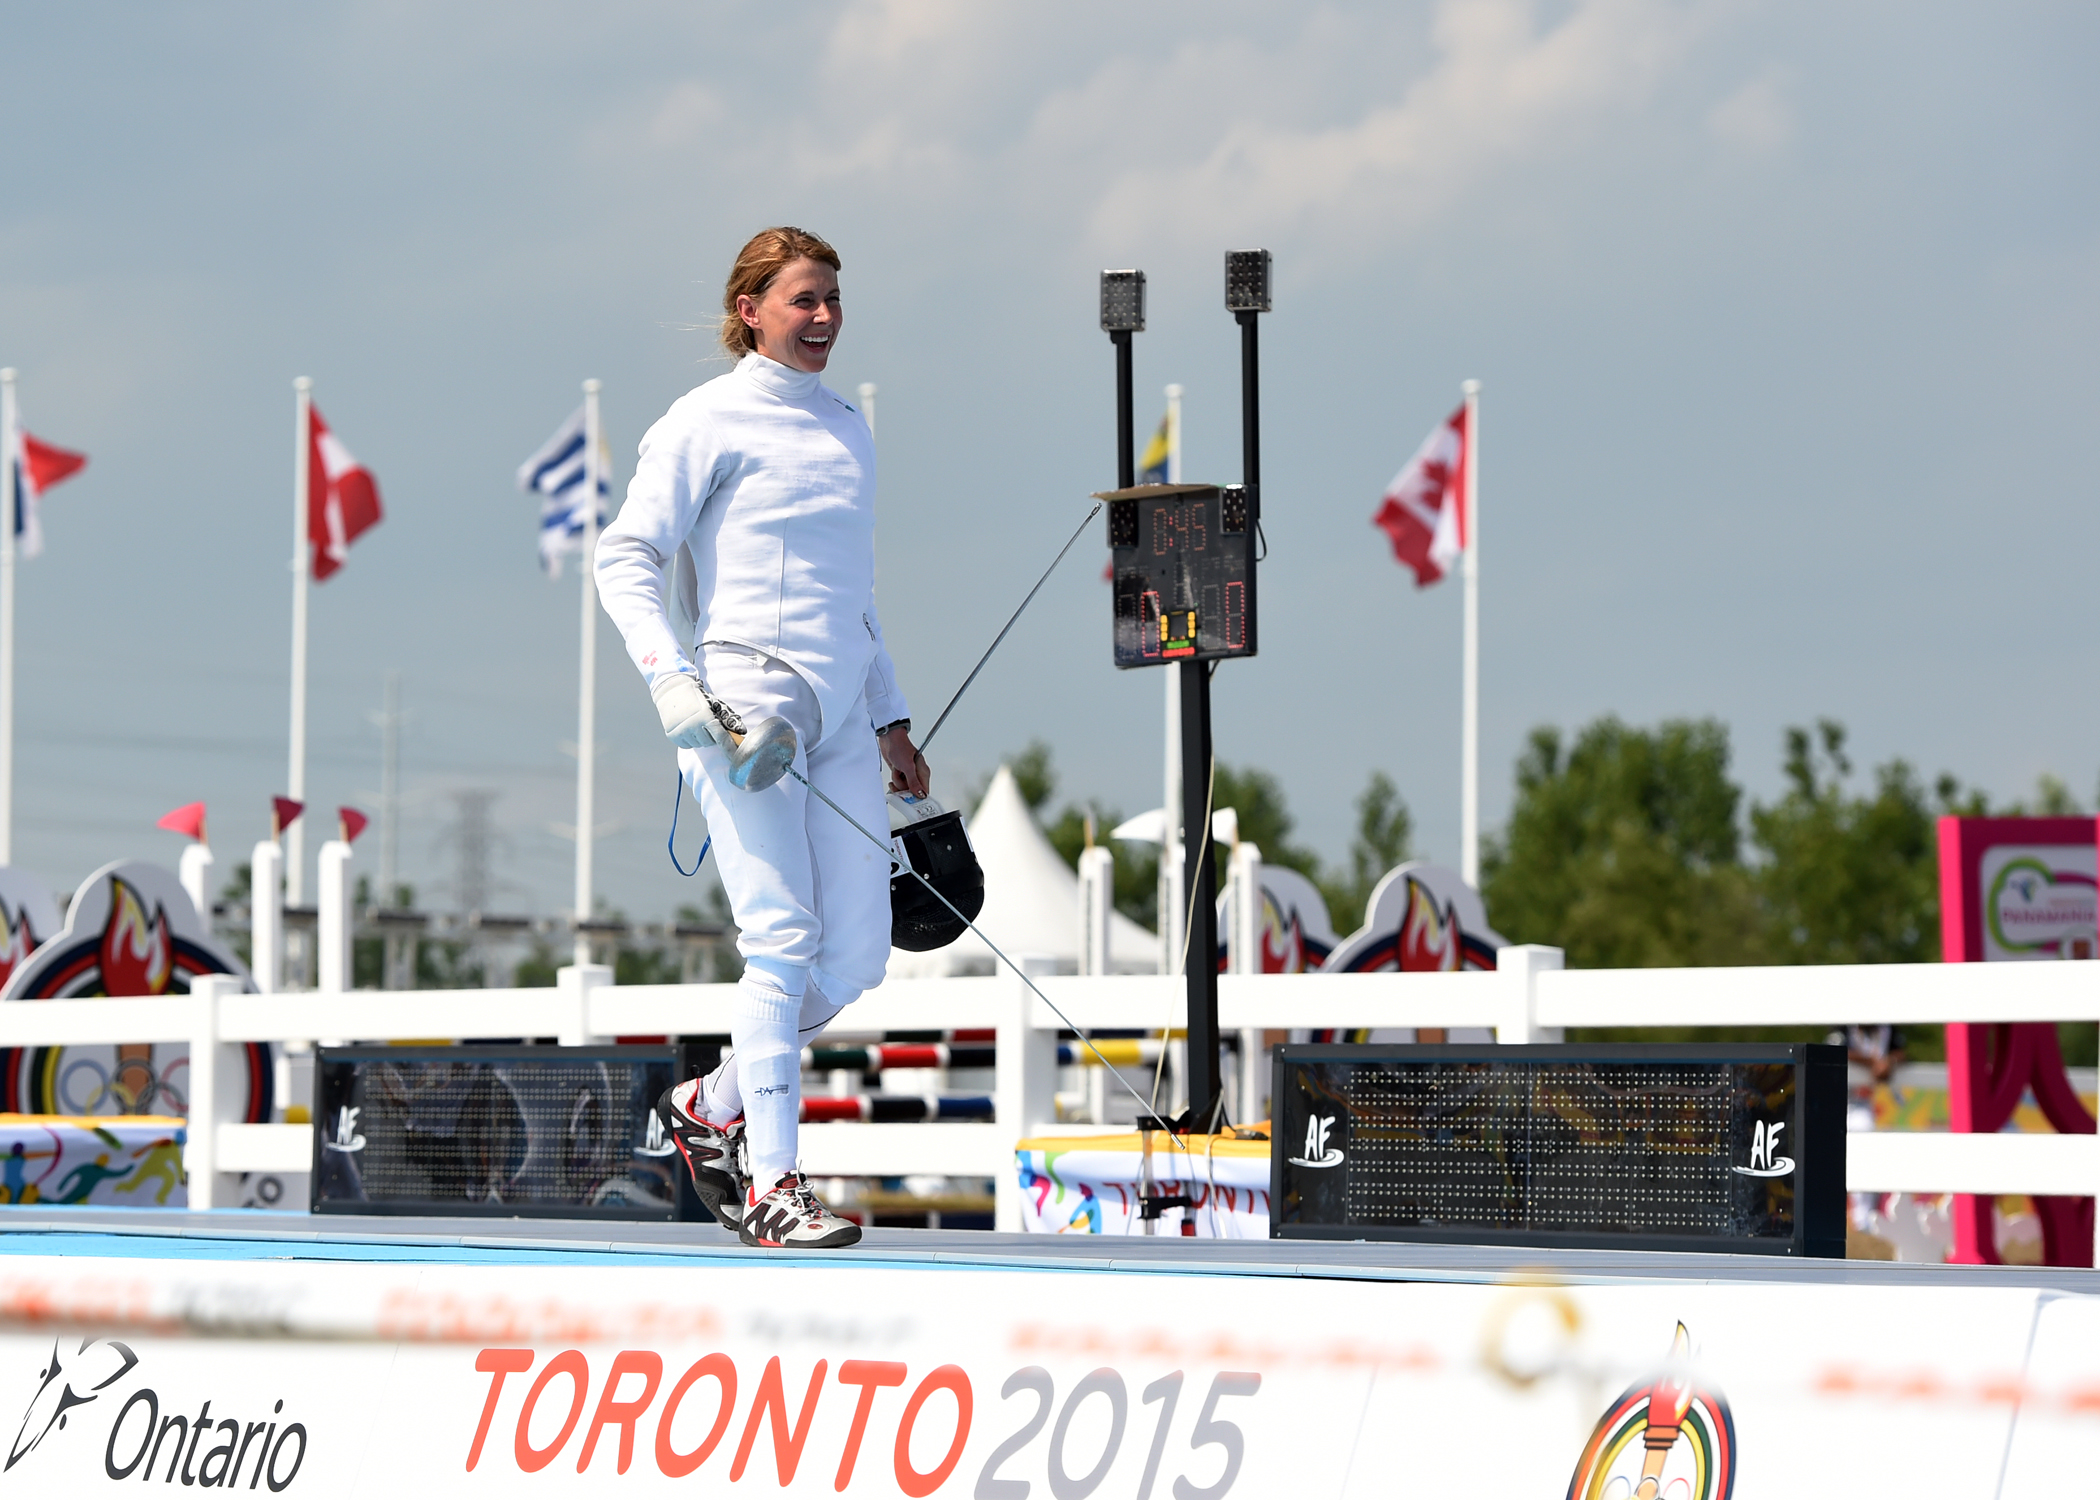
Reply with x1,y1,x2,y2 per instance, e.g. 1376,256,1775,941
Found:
0,1254,2091,1495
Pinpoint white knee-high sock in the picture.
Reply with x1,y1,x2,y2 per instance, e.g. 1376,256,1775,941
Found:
698,1053,741,1127
733,979,804,1192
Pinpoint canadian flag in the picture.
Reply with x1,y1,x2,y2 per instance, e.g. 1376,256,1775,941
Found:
309,406,382,582
1372,404,1468,587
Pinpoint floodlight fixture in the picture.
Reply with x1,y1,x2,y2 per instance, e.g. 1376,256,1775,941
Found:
1100,269,1146,333
1224,249,1272,314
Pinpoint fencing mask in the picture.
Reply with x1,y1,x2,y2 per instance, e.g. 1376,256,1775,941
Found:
888,793,985,951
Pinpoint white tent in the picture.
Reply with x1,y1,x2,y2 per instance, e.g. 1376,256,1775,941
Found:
887,765,1159,978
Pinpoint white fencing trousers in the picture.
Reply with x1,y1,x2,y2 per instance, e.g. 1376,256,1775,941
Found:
681,641,890,1183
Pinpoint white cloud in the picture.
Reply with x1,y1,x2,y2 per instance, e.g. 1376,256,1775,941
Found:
645,81,728,148
1072,0,1716,255
1707,69,1795,154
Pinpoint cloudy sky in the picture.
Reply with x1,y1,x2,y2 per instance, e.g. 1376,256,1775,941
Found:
2,1,2095,925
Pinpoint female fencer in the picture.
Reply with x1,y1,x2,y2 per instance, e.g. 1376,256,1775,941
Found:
596,226,929,1249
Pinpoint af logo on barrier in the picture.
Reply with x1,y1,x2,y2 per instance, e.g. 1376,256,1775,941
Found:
1288,1114,1344,1169
1731,1120,1794,1179
638,1107,677,1157
325,1106,366,1154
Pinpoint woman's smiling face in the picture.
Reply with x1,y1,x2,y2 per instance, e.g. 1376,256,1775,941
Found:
739,257,841,373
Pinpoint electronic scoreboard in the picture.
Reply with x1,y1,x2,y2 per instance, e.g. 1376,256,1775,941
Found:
1271,1042,1845,1256
1100,481,1258,668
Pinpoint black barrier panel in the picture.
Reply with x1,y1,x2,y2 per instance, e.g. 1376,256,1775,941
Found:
1271,1043,1845,1256
312,1044,710,1221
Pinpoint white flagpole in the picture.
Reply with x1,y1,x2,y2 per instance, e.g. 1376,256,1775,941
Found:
1460,378,1481,888
858,382,877,438
1160,383,1185,976
288,377,312,922
1165,383,1182,483
0,367,16,868
573,378,602,967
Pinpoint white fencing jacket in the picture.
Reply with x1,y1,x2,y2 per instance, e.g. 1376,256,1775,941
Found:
595,353,909,745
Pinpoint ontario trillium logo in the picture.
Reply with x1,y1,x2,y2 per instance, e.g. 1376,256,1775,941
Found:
7,1336,138,1470
1731,1120,1795,1178
1288,1113,1345,1169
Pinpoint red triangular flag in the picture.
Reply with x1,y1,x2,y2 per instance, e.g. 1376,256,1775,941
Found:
156,801,207,842
271,797,305,838
338,807,369,844
20,433,86,495
309,406,383,583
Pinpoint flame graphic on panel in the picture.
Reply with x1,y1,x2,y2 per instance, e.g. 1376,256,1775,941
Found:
1398,876,1461,971
1258,892,1309,974
98,877,172,996
0,904,37,989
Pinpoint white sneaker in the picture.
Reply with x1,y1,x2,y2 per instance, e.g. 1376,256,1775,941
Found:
739,1171,863,1249
656,1081,747,1230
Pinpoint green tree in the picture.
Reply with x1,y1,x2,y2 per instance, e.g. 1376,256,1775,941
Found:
1750,721,1941,965
1001,739,1155,932
218,862,254,965
1007,740,1057,815
1209,763,1323,882
1316,772,1413,936
352,875,384,989
1481,718,1763,969
1043,801,1160,933
616,944,684,985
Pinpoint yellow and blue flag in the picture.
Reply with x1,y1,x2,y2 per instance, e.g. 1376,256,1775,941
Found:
1137,412,1170,484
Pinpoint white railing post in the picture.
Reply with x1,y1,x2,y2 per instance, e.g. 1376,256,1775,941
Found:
179,842,215,927
250,840,283,994
995,956,1058,1232
184,975,246,1209
1494,944,1564,1043
556,963,612,1046
1077,846,1113,977
316,838,352,993
1228,842,1266,1121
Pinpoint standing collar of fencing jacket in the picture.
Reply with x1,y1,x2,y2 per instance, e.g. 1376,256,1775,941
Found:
738,351,823,404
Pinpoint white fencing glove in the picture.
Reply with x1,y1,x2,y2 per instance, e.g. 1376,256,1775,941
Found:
651,671,722,751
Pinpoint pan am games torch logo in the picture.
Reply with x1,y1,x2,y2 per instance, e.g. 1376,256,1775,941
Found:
1566,1325,1735,1500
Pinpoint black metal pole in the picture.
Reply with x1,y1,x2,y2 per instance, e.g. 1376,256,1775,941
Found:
1112,329,1135,488
1179,659,1220,1125
1237,309,1260,501
1172,312,1262,1131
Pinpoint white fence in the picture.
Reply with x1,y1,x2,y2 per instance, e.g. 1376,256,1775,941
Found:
4,944,2097,1247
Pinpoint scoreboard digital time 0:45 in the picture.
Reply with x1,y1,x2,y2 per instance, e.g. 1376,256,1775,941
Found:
1099,482,1258,668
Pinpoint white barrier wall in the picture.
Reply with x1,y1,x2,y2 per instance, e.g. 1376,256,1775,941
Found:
1,949,2096,1245
0,1250,2090,1497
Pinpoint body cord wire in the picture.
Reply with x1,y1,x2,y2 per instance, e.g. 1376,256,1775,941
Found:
1155,752,1218,1115
785,764,1203,1175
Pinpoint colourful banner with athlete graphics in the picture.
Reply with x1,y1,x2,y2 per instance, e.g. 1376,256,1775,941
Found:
1015,1132,1270,1237
0,1250,2093,1495
0,1115,187,1206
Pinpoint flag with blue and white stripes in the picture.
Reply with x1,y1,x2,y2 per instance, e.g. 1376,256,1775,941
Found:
515,406,610,577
